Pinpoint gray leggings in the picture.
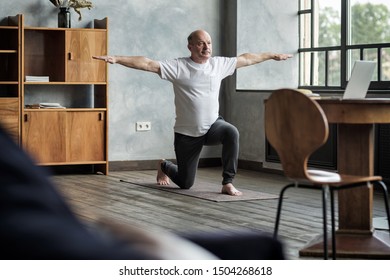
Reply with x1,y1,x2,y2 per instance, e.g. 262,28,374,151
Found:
161,117,239,189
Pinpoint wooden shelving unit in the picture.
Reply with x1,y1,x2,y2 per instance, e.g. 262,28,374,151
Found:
0,14,109,174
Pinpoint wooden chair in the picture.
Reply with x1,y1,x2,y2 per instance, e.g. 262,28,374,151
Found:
264,88,390,259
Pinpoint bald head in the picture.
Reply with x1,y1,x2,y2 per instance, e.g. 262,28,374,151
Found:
187,30,212,64
187,30,211,44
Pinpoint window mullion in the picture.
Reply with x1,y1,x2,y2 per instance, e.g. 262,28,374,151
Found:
341,0,348,88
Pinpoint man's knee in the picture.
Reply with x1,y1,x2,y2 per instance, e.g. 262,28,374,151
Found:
226,125,239,142
178,177,195,189
232,126,239,139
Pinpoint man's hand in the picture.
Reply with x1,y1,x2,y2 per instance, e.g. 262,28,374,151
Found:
92,55,116,64
271,53,293,61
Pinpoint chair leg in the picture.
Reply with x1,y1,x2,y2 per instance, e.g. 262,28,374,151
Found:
273,184,295,239
322,186,329,260
330,189,336,260
375,181,390,235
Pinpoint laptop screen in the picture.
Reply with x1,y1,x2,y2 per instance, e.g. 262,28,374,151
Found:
342,61,376,100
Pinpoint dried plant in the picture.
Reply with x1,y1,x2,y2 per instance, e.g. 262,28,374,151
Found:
50,0,93,21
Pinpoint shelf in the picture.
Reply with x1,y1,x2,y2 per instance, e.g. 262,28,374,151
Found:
24,108,107,112
0,26,18,30
24,82,107,85
0,50,18,54
0,81,18,85
39,161,107,166
24,26,107,32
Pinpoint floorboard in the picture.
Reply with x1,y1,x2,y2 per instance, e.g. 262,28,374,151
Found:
52,167,389,260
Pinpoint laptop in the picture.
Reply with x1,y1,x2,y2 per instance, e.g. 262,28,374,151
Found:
342,60,376,100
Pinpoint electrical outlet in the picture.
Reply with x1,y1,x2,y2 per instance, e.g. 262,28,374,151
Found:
136,121,151,131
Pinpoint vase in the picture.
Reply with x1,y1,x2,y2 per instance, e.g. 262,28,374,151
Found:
58,7,71,28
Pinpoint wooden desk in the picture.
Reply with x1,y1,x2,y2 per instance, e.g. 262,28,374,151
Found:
300,98,390,258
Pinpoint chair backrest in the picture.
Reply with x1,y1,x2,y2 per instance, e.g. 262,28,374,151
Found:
264,89,329,180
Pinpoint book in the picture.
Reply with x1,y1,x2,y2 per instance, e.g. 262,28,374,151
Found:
39,102,65,108
25,103,66,109
297,89,320,97
25,76,50,82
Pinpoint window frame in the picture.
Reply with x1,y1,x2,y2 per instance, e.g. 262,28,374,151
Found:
299,0,390,91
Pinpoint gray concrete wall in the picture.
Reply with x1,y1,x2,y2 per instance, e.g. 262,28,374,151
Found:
1,0,298,167
231,0,298,167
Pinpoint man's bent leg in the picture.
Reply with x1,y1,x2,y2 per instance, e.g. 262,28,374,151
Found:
160,133,204,189
205,118,241,196
205,118,239,184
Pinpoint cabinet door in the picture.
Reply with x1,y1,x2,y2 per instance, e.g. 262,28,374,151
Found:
66,30,107,82
22,111,67,163
0,98,19,143
67,111,105,162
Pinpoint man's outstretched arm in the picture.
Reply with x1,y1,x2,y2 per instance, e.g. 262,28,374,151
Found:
236,52,293,69
92,55,161,75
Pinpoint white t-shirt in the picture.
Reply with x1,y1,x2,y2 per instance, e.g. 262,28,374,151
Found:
159,57,237,137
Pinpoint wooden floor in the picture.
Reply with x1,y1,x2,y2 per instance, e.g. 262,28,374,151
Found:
52,167,389,260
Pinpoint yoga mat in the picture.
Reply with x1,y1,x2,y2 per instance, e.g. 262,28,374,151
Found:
119,179,279,202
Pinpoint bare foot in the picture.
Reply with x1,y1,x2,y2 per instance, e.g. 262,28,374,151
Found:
157,159,170,185
221,183,243,196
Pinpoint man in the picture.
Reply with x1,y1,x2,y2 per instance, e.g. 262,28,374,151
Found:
93,30,292,196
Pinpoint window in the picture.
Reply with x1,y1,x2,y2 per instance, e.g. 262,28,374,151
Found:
299,0,390,90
